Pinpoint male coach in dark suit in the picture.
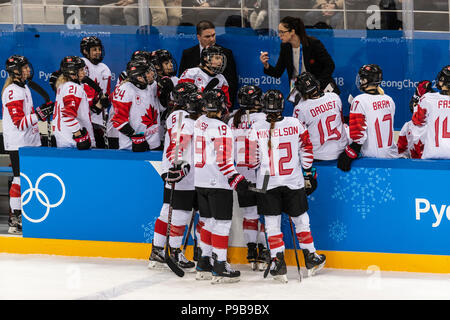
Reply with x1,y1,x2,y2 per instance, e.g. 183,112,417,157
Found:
178,20,238,108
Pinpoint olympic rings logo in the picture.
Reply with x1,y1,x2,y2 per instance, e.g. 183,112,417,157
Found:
20,172,66,223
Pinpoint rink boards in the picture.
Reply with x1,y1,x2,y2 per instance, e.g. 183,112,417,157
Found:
1,147,448,274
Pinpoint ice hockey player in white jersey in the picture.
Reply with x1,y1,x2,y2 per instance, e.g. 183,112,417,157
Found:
228,85,270,271
52,56,95,150
150,49,180,148
111,59,161,151
178,45,231,110
398,80,434,159
412,66,450,159
2,55,54,234
80,36,112,149
248,89,326,283
109,50,153,149
194,89,251,284
293,72,348,161
148,82,201,273
338,64,398,172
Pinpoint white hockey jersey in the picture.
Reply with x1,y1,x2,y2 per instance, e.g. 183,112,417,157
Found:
111,81,161,150
293,92,348,160
248,117,314,191
228,111,266,183
412,92,450,159
397,119,426,159
82,58,112,127
1,83,41,151
193,115,240,190
178,67,231,108
161,109,195,191
52,80,96,148
349,93,398,158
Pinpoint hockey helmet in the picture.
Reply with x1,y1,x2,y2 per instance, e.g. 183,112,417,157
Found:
237,85,263,110
131,50,152,64
5,55,34,81
436,65,450,91
294,72,322,98
185,92,206,115
126,59,155,89
80,36,105,64
150,49,177,77
262,89,284,114
203,89,226,112
356,64,383,91
172,82,199,107
60,56,86,80
200,45,227,76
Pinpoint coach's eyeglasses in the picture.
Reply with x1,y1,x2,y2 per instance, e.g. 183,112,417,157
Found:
278,29,291,35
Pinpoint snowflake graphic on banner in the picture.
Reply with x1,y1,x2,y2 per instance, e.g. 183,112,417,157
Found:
142,217,158,243
329,219,347,242
331,167,395,219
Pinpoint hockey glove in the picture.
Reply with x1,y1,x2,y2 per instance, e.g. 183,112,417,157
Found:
90,99,103,115
157,76,174,109
337,142,361,172
228,173,251,193
166,161,191,183
99,95,111,110
303,167,317,196
131,133,150,152
49,70,61,92
35,101,54,122
73,127,91,150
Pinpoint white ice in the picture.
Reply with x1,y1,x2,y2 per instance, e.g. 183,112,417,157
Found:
0,253,449,300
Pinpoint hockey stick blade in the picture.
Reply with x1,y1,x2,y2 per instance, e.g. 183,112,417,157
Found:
203,78,219,92
165,254,185,277
248,171,270,194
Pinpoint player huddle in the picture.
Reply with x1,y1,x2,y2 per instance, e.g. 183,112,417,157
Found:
3,35,450,283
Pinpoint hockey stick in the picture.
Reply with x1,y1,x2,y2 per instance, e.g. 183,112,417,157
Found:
288,216,303,282
28,80,53,147
82,76,109,149
203,78,219,92
182,208,195,255
164,112,185,277
248,170,270,194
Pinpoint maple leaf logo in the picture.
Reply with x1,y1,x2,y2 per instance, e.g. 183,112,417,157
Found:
141,105,158,128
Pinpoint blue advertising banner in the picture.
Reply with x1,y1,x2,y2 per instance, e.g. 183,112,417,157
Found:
19,147,450,257
2,25,450,130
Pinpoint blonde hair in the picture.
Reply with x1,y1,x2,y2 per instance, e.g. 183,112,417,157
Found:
55,74,70,90
1,77,14,95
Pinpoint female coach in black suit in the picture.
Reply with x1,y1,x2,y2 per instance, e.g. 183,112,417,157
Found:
260,16,339,94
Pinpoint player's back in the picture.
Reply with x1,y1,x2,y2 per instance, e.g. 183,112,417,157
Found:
193,114,234,190
250,116,312,190
162,109,195,190
350,92,398,158
294,92,348,160
417,92,450,159
229,112,266,182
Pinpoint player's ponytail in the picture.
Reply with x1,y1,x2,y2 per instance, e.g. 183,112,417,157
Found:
55,74,69,90
1,77,13,95
232,108,246,128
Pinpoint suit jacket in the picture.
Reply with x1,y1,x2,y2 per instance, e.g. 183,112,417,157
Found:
178,43,238,108
264,37,339,94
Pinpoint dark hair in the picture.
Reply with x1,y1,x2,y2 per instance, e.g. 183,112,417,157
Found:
280,16,310,46
196,20,215,35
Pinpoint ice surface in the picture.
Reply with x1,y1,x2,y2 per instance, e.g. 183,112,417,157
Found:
0,253,448,300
